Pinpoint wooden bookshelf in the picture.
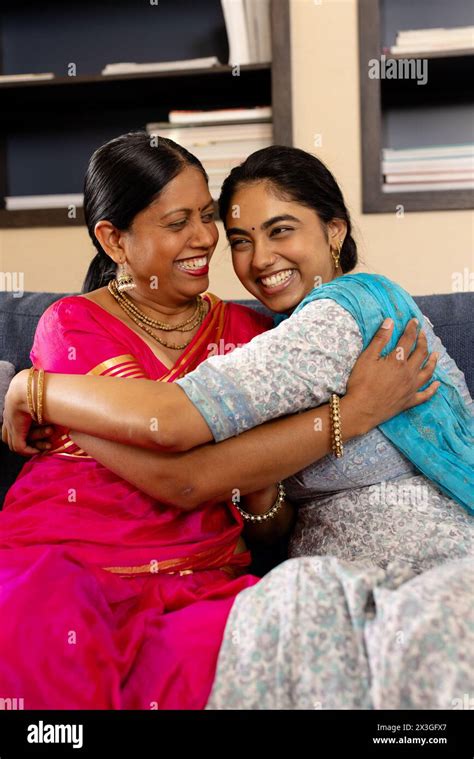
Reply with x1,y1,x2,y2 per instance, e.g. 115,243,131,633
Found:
0,0,293,228
358,0,473,213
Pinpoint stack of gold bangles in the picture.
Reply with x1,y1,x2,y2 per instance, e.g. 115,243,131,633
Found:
329,393,344,458
27,367,45,424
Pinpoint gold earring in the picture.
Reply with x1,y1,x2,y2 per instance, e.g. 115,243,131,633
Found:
116,262,136,292
331,239,343,271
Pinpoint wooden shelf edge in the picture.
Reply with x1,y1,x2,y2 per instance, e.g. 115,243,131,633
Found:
0,208,86,228
0,63,271,90
386,49,474,61
362,189,473,214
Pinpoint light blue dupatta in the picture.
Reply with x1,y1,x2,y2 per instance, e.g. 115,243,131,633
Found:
291,273,473,513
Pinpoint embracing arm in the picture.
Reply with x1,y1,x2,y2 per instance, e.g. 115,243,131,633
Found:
68,396,359,509
2,313,437,457
27,318,436,511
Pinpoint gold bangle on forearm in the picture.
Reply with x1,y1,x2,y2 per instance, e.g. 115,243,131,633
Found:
329,393,344,458
233,482,286,523
36,369,45,425
26,367,38,422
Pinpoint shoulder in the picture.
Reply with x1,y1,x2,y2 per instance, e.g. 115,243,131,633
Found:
38,294,102,331
40,294,92,320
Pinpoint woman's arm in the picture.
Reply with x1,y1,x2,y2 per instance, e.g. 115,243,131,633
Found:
2,316,437,456
67,395,360,508
33,318,437,512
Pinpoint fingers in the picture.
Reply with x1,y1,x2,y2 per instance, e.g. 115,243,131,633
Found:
416,352,439,388
32,441,51,451
394,318,419,360
408,328,429,368
28,425,53,442
365,318,394,356
412,381,441,406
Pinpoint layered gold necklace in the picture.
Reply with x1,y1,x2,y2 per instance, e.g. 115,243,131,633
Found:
108,279,206,350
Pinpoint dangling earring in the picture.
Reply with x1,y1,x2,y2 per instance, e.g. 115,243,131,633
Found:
116,262,136,292
331,239,343,271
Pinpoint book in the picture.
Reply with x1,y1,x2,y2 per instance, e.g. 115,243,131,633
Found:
221,0,271,65
146,122,273,144
5,194,83,211
221,0,251,65
385,172,474,183
254,0,272,62
168,106,272,124
390,26,474,55
147,117,273,198
244,0,272,62
101,58,220,75
382,144,474,160
383,181,474,193
0,73,54,83
382,158,474,173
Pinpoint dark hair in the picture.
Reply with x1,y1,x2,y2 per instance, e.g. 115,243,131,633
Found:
82,132,208,292
218,145,357,273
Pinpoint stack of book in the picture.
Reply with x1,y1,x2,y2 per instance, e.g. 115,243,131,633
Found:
389,26,474,56
382,144,474,193
5,193,83,211
147,107,273,199
221,0,271,64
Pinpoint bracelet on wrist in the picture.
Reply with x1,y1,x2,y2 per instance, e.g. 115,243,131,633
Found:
329,393,344,458
26,367,38,423
233,482,286,524
26,367,46,425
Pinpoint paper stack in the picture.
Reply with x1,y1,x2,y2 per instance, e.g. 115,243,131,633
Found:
390,26,474,55
147,108,273,199
382,144,474,193
101,58,220,76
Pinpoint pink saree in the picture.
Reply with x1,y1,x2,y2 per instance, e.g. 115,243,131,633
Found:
0,293,272,709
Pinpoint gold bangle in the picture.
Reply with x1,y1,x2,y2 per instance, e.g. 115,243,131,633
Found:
233,482,286,524
329,393,344,458
36,369,45,425
26,367,38,422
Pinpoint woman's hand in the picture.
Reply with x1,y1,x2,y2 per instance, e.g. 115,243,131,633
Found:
345,317,439,435
1,369,41,456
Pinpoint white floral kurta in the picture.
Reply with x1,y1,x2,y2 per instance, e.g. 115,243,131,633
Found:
176,299,474,709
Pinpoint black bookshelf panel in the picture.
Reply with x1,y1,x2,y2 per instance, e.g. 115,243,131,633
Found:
1,0,229,77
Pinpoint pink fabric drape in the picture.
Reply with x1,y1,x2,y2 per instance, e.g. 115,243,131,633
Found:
0,293,271,709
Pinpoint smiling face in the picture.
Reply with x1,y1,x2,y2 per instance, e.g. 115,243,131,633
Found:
226,180,346,313
96,166,218,309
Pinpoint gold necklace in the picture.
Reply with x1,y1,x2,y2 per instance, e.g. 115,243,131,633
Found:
108,280,203,332
108,279,207,350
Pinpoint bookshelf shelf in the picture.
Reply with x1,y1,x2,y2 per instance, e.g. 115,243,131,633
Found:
358,0,474,213
0,63,271,91
0,0,292,228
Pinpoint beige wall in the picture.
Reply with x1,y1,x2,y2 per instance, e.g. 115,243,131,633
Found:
0,0,472,296
0,221,250,298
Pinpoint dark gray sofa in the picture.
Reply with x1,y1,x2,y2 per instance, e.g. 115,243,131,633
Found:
1,290,473,511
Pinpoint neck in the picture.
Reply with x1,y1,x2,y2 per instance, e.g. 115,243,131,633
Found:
127,289,199,319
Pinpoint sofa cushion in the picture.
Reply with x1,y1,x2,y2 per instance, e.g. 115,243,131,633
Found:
0,361,15,424
0,292,68,372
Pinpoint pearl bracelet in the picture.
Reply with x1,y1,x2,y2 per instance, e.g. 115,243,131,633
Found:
233,482,286,523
